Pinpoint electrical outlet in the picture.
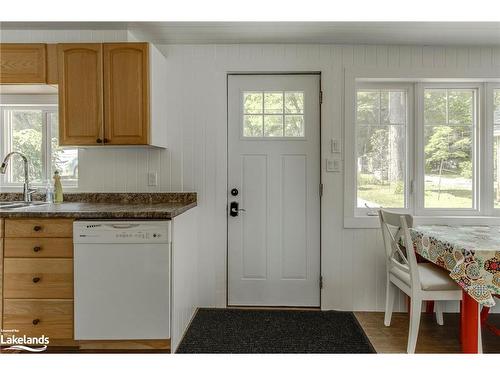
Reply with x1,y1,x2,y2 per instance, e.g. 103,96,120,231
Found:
148,171,158,186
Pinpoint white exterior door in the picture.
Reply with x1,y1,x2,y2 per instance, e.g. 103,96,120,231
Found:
227,74,321,307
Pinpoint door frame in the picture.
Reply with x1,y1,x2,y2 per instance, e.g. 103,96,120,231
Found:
225,71,323,308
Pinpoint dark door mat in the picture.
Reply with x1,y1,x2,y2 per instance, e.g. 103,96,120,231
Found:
176,308,375,353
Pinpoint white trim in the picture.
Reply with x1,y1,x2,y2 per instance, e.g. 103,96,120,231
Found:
0,94,58,105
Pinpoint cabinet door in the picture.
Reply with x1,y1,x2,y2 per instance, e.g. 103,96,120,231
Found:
103,43,149,145
0,44,47,83
58,44,103,146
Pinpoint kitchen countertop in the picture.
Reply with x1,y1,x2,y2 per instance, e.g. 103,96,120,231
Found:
0,192,197,219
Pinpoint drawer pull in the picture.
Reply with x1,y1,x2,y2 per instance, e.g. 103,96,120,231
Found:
32,319,40,325
33,225,42,232
32,277,41,283
33,246,42,253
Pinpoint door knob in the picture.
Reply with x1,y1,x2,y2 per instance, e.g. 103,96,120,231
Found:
33,225,42,232
33,246,42,253
32,319,40,325
32,277,41,283
230,201,246,217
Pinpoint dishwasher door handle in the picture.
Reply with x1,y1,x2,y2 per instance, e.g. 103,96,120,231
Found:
106,224,141,229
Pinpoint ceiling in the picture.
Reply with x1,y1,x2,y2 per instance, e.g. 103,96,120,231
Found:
2,22,500,46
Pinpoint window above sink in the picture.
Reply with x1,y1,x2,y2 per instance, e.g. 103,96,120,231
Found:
0,94,78,189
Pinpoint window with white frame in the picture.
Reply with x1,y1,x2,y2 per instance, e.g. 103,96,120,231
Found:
356,87,408,209
422,88,477,209
0,103,78,187
350,81,499,219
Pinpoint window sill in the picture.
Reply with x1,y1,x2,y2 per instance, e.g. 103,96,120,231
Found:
344,215,500,229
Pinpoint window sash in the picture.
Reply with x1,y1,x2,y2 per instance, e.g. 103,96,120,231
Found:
415,83,481,216
354,82,413,216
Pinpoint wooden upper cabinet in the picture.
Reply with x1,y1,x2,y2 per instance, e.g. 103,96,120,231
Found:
58,44,103,146
0,44,47,83
103,43,149,145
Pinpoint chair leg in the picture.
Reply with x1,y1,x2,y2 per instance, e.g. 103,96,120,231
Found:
384,279,396,327
407,297,422,354
435,301,444,326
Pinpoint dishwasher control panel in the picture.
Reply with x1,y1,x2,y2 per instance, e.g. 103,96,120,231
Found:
73,221,170,244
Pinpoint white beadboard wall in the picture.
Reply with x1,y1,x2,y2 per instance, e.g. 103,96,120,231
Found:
1,27,500,313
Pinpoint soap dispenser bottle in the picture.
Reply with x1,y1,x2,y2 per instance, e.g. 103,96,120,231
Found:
53,170,63,203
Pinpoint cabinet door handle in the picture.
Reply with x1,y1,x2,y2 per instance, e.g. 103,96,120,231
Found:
32,277,41,283
33,246,42,253
33,225,42,232
32,319,40,325
103,138,109,144
96,138,103,144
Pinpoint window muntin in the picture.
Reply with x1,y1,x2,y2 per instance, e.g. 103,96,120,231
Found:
0,106,78,187
356,89,407,208
423,89,476,209
243,91,305,137
494,89,500,208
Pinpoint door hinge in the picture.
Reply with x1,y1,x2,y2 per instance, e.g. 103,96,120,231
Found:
319,90,323,104
319,276,323,289
319,183,324,197
410,180,415,194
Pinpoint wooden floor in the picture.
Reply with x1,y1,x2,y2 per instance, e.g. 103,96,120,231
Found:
355,312,500,353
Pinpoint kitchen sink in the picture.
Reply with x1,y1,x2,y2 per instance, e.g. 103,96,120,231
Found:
0,201,48,209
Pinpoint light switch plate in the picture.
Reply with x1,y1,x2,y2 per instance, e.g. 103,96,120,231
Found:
331,138,341,153
326,158,342,173
148,171,158,186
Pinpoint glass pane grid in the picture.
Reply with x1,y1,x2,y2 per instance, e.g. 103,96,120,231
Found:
243,91,304,138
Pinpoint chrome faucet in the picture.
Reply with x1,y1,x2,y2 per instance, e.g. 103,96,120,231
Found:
0,152,37,202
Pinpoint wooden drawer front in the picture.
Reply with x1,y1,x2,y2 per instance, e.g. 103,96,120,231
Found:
4,259,73,299
5,219,73,238
0,44,47,83
3,299,73,339
4,238,73,258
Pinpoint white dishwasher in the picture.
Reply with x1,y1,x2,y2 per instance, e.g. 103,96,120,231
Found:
73,221,170,340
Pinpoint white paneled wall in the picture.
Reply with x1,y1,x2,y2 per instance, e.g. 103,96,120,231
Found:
2,27,500,312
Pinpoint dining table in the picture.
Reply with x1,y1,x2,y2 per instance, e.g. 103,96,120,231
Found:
410,225,500,354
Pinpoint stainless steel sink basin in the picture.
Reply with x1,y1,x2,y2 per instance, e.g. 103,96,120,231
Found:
0,201,48,209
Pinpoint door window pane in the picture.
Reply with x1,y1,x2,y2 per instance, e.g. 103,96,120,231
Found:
424,89,475,208
264,115,283,137
285,92,304,114
264,92,283,114
243,115,263,137
243,91,305,138
356,90,407,208
285,115,304,137
243,92,263,114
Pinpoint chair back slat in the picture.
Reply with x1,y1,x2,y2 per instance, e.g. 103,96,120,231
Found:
379,209,419,288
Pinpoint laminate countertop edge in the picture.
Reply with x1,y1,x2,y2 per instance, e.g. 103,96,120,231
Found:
0,193,197,220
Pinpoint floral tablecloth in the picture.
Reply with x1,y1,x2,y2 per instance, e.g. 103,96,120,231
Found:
410,225,500,307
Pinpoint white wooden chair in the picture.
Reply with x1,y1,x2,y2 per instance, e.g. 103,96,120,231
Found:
379,209,463,353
